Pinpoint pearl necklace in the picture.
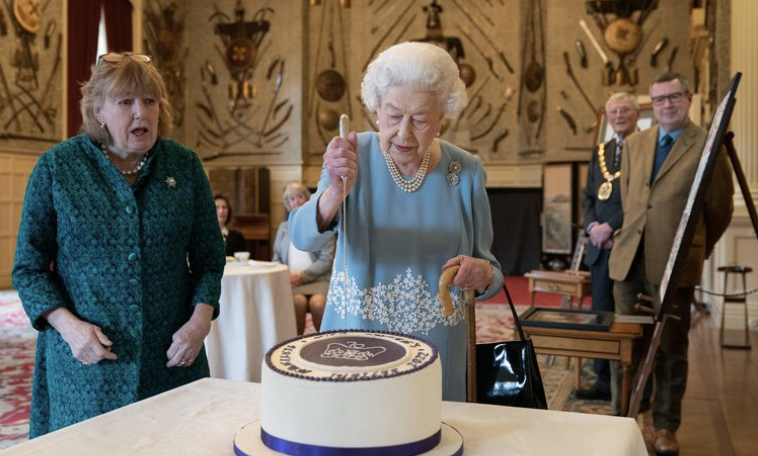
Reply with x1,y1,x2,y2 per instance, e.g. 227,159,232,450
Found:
102,145,149,176
381,147,431,193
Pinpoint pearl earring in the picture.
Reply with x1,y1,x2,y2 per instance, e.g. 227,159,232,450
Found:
100,122,106,129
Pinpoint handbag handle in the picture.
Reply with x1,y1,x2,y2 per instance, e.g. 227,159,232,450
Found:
502,279,527,341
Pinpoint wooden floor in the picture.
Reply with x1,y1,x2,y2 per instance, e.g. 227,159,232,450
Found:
675,314,758,455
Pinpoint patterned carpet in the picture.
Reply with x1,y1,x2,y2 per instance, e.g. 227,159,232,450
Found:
0,290,34,450
0,283,652,452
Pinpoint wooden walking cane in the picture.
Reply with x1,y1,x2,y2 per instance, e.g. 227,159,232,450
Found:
439,265,477,403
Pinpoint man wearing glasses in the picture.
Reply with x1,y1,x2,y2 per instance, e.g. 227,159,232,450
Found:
609,73,734,455
577,92,640,403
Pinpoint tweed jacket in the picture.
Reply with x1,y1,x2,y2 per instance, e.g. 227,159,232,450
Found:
608,122,734,286
582,138,624,266
13,135,225,436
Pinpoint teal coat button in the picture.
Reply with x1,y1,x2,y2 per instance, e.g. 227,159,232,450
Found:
125,206,134,214
128,253,137,262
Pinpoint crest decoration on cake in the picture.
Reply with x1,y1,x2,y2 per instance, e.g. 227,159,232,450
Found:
321,341,387,361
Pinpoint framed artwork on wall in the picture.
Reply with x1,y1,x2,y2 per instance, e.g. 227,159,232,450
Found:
542,163,573,254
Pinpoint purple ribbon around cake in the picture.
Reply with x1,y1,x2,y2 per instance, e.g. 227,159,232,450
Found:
259,427,442,456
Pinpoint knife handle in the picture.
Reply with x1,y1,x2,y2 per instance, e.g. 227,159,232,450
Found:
339,114,350,139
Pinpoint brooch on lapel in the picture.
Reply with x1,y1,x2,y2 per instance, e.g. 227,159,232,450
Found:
446,161,461,187
164,176,177,188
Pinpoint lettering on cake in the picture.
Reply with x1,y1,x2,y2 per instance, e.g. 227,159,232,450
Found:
327,368,397,381
277,357,311,374
407,351,429,368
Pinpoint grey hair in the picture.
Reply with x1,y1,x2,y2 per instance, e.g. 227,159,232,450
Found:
605,92,640,112
649,72,691,94
283,182,311,212
360,41,468,118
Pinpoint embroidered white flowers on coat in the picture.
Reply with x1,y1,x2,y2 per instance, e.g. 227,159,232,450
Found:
327,268,465,334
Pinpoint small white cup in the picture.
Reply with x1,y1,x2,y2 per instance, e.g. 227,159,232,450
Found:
234,251,250,263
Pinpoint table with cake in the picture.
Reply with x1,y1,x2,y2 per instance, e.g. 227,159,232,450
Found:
5,331,647,456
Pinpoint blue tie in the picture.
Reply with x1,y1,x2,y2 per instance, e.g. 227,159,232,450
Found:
652,134,674,181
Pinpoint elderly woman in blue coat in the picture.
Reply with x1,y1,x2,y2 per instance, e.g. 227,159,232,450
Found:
12,53,225,437
289,42,504,401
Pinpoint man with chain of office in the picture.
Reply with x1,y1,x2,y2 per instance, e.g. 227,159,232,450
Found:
578,92,640,402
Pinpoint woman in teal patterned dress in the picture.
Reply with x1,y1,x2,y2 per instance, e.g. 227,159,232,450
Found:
289,42,504,401
12,53,225,437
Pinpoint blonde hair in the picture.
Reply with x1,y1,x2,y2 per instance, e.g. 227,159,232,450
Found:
80,56,174,145
283,182,311,211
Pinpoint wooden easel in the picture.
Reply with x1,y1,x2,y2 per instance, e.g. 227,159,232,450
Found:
628,131,758,417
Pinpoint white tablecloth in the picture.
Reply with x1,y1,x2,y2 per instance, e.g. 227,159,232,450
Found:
4,378,647,455
204,262,297,382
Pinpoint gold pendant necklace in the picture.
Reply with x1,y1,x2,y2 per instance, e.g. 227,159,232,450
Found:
597,142,621,201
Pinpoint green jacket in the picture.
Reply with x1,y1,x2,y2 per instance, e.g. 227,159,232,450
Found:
13,135,225,437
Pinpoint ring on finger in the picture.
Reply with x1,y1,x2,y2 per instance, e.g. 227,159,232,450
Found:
82,361,89,365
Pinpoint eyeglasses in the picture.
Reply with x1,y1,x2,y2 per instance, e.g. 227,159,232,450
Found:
97,53,152,66
651,92,685,106
607,106,633,116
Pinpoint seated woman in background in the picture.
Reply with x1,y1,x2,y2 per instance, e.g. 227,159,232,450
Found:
215,194,247,257
273,183,335,334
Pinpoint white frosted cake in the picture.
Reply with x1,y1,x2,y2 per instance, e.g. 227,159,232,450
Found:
233,330,464,456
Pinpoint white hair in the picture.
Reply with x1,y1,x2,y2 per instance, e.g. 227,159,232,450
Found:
605,92,640,112
361,41,468,117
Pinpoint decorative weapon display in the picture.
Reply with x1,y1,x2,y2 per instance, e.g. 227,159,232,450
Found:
143,0,187,127
517,0,546,149
450,0,513,75
582,0,658,86
579,18,614,86
575,40,588,68
0,0,61,143
650,37,668,67
310,0,352,148
198,1,296,160
146,0,680,164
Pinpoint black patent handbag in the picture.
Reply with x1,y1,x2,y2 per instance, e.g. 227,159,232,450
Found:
475,284,548,409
